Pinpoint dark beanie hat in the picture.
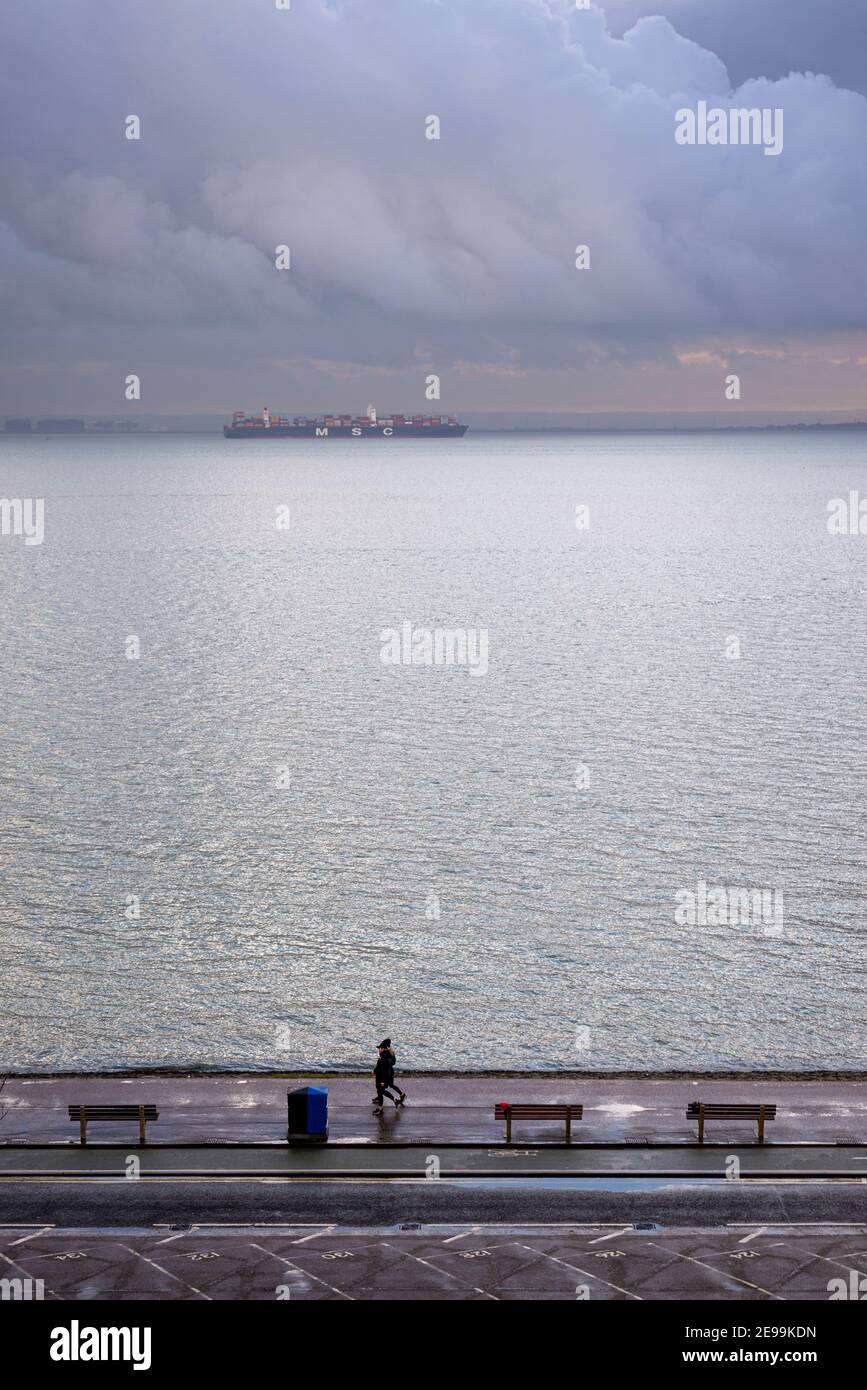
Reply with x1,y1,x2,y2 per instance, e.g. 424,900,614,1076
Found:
379,1037,391,1049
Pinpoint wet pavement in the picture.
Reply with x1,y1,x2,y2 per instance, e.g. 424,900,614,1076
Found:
2,1073,865,1146
2,1143,866,1177
2,1222,865,1300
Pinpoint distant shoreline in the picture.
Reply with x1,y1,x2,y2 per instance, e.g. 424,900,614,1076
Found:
3,421,867,437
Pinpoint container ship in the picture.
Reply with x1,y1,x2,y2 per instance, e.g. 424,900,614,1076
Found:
223,404,468,439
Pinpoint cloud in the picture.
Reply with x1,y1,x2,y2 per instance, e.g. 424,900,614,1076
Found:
604,0,867,95
0,0,865,411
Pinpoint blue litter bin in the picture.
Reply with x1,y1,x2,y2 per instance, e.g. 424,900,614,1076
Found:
287,1085,328,1142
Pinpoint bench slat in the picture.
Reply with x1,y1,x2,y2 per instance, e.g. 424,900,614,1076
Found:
686,1104,776,1117
496,1105,582,1117
68,1105,158,1119
506,1110,582,1117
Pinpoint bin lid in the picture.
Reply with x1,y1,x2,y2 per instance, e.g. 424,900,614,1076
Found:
288,1085,328,1097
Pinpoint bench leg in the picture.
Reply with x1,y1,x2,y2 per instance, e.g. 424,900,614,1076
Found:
697,1105,705,1144
139,1105,146,1146
505,1111,512,1144
757,1106,765,1145
79,1106,87,1146
565,1112,572,1144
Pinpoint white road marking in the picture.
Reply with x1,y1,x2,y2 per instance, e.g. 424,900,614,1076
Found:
777,1243,867,1278
647,1242,782,1299
588,1227,631,1244
739,1227,767,1243
120,1245,212,1300
380,1240,499,1300
517,1243,642,1299
155,1229,200,1245
250,1242,354,1299
0,1249,60,1299
291,1228,335,1244
9,1226,53,1245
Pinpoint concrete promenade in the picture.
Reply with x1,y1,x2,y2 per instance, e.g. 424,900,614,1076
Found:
1,1073,865,1146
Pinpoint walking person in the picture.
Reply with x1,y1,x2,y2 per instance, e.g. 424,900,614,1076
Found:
372,1037,406,1114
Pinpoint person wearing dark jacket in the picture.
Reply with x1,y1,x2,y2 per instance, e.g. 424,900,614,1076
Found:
372,1037,406,1113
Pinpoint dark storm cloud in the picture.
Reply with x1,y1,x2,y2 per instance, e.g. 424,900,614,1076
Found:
0,0,865,411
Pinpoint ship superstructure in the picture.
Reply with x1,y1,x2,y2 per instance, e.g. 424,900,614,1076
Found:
224,404,467,438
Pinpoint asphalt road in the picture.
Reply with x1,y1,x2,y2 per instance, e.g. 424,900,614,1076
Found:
3,1143,866,1178
5,1221,866,1302
1,1178,866,1226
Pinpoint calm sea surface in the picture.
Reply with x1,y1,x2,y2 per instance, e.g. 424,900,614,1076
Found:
1,429,865,1071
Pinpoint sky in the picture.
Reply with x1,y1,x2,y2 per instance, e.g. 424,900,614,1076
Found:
1,0,866,420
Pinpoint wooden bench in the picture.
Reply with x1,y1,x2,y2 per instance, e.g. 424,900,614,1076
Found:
687,1102,777,1144
68,1104,159,1146
495,1103,583,1143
